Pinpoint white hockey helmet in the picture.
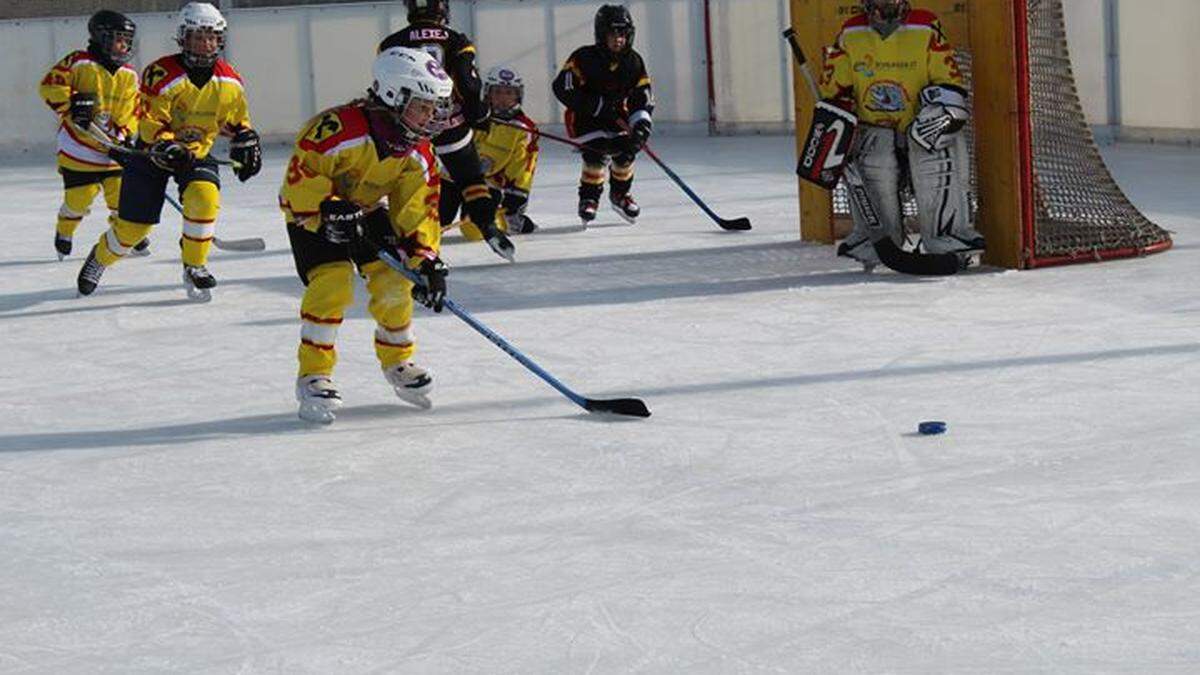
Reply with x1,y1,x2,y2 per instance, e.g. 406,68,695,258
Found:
177,2,226,69
483,65,525,118
369,47,455,141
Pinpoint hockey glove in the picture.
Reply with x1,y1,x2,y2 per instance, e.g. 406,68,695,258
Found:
149,140,194,173
630,116,653,149
229,128,262,182
69,92,97,130
411,256,449,312
318,199,363,244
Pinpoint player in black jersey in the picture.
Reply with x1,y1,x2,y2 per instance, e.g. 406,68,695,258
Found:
379,0,515,262
552,4,654,225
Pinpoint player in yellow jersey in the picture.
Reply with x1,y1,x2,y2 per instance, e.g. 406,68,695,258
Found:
820,0,984,268
38,10,141,260
279,47,454,424
76,2,262,301
442,65,541,237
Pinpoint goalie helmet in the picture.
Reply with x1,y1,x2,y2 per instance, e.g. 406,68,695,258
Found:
369,47,455,146
176,2,226,70
483,65,525,120
406,0,450,24
594,4,635,51
862,0,910,34
88,10,136,67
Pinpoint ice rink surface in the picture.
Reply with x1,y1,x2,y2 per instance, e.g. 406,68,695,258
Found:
1,135,1198,673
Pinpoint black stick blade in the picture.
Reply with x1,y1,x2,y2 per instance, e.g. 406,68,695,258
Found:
718,217,752,231
872,238,960,276
585,397,652,418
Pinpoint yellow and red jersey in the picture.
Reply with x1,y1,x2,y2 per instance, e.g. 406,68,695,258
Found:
39,49,139,172
462,112,539,196
819,9,964,129
279,103,442,260
137,54,251,159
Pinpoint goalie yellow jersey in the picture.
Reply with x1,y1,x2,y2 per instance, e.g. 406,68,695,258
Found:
279,103,442,259
38,50,139,172
138,54,251,159
819,9,965,129
471,112,540,195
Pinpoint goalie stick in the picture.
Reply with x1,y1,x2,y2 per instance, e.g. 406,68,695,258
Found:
782,28,961,276
372,242,650,418
493,118,752,232
86,124,267,252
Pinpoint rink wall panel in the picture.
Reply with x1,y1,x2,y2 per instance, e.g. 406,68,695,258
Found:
0,0,1188,155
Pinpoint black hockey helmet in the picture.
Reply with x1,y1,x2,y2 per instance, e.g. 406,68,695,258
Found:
594,4,635,51
406,0,450,24
88,9,137,66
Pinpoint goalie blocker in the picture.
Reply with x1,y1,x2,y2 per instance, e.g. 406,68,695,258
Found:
796,100,857,189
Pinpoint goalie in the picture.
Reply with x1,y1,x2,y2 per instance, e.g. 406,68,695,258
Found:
811,0,985,269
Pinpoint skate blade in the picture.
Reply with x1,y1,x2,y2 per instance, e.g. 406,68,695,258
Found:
393,387,433,410
298,401,338,424
609,202,637,225
127,247,151,258
185,286,213,302
57,252,68,262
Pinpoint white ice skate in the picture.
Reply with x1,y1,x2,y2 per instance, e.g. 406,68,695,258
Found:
383,362,434,409
296,375,343,424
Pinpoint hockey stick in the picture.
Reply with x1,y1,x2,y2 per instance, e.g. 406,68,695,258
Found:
494,118,752,231
373,244,650,418
782,28,959,275
638,142,752,231
86,124,267,252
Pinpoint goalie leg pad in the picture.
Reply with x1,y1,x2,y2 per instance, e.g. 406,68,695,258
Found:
908,134,985,254
839,125,903,263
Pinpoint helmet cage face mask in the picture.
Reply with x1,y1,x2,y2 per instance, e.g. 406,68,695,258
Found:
89,12,137,67
594,5,635,51
179,27,225,69
483,66,525,119
863,0,909,27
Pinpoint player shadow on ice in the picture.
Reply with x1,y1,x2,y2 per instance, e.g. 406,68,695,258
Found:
0,282,204,317
631,342,1200,400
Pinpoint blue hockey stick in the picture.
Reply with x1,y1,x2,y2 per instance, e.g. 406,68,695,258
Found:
375,248,651,418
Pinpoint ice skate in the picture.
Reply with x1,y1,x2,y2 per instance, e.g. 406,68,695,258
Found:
609,192,640,224
296,375,342,424
127,238,151,257
836,237,881,273
55,233,72,260
182,264,217,302
76,246,106,295
578,198,598,226
383,361,434,409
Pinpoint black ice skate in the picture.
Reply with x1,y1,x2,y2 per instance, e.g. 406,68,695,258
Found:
182,264,217,302
578,198,599,225
609,192,640,224
128,238,151,257
76,246,105,295
55,233,72,260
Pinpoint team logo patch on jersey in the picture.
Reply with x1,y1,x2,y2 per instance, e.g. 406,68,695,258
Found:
306,113,343,144
864,81,909,114
144,63,170,90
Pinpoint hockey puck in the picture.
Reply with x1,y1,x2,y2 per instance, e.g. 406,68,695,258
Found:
917,421,947,435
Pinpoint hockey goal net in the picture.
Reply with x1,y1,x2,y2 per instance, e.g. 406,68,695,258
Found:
790,0,1172,269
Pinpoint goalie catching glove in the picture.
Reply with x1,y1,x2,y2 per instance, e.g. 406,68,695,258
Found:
908,85,969,152
797,100,858,189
